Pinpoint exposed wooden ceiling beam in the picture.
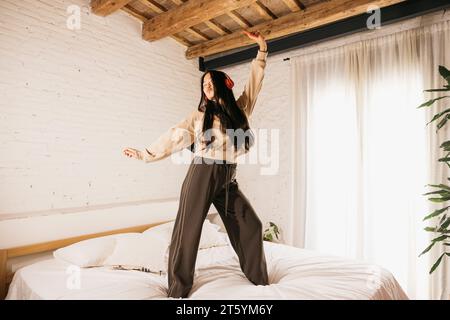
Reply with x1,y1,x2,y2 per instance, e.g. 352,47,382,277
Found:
281,0,305,12
91,0,132,16
171,0,231,36
186,0,406,59
137,0,208,42
252,1,277,20
142,0,258,41
121,5,193,47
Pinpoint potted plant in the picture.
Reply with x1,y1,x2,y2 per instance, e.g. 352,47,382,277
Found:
418,65,450,274
263,221,281,242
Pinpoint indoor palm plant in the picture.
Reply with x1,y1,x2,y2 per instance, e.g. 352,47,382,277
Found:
418,65,450,274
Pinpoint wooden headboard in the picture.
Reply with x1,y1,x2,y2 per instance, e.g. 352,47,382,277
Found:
0,220,172,300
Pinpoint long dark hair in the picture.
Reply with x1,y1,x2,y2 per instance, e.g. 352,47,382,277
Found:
197,70,254,153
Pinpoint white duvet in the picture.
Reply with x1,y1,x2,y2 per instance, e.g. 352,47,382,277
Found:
6,241,408,300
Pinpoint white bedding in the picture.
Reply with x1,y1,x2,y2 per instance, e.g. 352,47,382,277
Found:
6,241,408,300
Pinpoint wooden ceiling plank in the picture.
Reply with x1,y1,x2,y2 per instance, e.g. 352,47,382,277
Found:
227,10,253,28
171,0,231,36
137,0,208,42
204,20,231,36
252,1,277,20
122,5,147,22
121,4,192,46
185,0,406,59
171,34,194,47
142,0,258,41
140,0,165,13
91,0,132,16
281,0,304,12
185,27,212,41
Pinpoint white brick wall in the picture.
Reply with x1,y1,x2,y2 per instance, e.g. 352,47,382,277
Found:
0,0,201,222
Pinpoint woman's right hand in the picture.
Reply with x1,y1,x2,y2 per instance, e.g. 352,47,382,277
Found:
123,147,141,160
242,30,267,51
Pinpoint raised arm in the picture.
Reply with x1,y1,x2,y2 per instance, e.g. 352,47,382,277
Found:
134,109,198,163
236,30,268,117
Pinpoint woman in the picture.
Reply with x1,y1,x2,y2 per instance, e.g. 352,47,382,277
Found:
123,30,269,298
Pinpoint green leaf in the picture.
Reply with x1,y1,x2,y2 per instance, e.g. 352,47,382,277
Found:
440,141,450,149
432,235,448,242
419,96,450,109
427,184,450,192
428,196,450,202
427,108,450,125
423,207,450,221
429,252,445,274
424,88,450,92
438,217,450,231
419,241,436,256
443,243,450,246
439,65,450,84
438,157,450,162
439,214,448,225
424,227,436,232
436,114,450,131
423,190,450,196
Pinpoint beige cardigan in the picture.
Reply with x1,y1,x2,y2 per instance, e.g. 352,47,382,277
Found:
137,49,268,164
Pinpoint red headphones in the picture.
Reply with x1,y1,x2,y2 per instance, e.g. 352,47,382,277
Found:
224,73,234,89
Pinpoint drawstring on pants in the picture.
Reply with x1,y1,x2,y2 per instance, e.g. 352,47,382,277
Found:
224,164,231,217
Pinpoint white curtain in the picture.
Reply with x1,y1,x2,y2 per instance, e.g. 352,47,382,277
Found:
290,20,450,299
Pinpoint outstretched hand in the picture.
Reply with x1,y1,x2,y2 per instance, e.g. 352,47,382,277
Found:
242,30,267,51
123,147,141,160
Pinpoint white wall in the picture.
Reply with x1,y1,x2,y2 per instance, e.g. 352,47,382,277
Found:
0,0,204,247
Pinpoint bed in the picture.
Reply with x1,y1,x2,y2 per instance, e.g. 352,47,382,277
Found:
2,221,408,300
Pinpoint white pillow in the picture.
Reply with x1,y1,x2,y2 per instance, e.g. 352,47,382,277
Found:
105,220,229,274
143,219,228,250
53,220,227,272
53,233,138,267
103,232,168,274
199,219,229,249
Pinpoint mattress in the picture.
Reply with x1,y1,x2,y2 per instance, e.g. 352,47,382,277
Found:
6,241,408,300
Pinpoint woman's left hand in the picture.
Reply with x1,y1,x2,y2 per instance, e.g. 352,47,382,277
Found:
242,30,267,51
